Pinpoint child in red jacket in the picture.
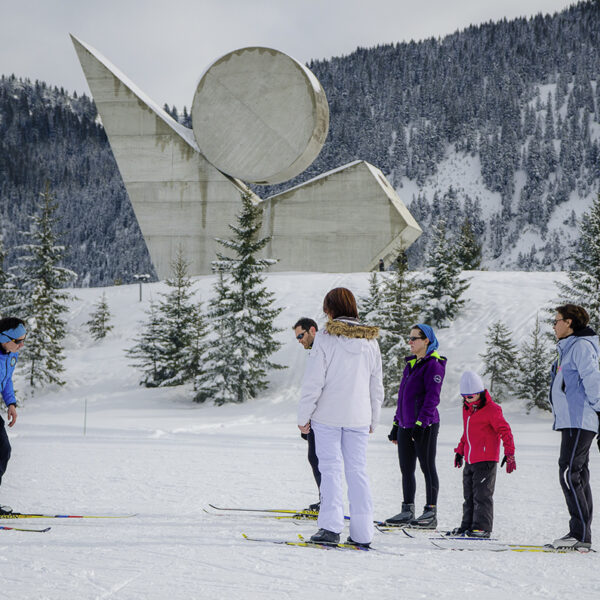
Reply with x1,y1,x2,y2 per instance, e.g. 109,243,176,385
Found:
452,371,516,538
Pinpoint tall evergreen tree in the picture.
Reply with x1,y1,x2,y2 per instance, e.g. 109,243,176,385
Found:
197,192,285,405
480,321,517,403
194,271,238,404
421,220,469,327
556,194,600,330
378,252,421,406
359,253,421,406
515,314,553,413
18,183,75,387
128,301,164,387
456,217,482,270
129,249,200,387
86,292,113,340
358,272,384,324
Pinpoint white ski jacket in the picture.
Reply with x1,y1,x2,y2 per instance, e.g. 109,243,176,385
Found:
297,318,384,430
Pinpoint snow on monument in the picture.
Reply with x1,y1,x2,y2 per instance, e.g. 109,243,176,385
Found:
71,35,422,278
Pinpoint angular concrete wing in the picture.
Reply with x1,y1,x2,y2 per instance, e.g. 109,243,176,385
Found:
260,161,422,271
70,35,255,279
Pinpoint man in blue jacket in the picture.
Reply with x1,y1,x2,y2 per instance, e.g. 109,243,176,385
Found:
549,304,600,550
0,317,26,515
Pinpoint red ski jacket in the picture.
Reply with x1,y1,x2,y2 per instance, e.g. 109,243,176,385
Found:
454,390,515,464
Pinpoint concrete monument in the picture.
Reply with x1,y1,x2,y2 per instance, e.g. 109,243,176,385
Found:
71,36,421,278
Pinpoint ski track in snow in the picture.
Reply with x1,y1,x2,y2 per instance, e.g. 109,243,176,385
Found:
1,271,599,599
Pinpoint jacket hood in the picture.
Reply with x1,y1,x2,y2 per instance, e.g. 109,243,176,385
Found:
325,318,379,340
559,329,600,355
575,326,597,338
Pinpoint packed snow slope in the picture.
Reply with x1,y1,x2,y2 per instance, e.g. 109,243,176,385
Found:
2,271,599,599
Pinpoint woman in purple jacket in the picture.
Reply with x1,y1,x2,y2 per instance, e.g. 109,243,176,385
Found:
385,324,446,528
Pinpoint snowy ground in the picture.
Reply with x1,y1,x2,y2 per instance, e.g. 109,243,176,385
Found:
2,271,600,599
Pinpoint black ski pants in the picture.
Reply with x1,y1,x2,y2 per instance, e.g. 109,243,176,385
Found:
307,428,321,491
461,461,497,532
558,428,595,544
397,423,439,506
0,417,11,487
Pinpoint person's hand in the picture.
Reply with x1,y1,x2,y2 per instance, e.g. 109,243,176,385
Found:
7,404,17,427
388,422,398,444
298,423,311,435
454,453,463,468
411,422,424,442
501,455,516,474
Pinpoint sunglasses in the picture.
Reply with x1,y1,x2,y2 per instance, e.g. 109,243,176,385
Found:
6,335,26,345
408,336,425,342
296,332,306,340
461,393,479,399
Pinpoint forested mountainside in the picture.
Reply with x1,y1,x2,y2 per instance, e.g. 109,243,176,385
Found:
2,1,599,285
0,77,154,286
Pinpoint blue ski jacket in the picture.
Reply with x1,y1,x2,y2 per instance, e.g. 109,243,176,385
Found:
0,350,19,407
550,327,600,432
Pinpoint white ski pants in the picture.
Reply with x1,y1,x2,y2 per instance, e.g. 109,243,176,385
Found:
312,422,374,544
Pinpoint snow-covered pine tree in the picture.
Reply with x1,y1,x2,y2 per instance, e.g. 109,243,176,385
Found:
154,249,201,387
358,271,384,324
86,292,113,340
194,271,238,404
197,191,285,405
130,248,199,387
18,183,76,387
480,321,517,403
189,301,209,394
128,300,164,387
456,217,482,270
556,193,600,330
421,219,469,327
378,252,420,406
515,314,553,412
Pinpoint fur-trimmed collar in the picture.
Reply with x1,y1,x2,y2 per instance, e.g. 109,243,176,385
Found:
325,318,379,340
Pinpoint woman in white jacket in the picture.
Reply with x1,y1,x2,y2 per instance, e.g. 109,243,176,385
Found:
298,287,384,547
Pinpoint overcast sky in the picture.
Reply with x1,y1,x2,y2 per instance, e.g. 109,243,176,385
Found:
0,0,580,110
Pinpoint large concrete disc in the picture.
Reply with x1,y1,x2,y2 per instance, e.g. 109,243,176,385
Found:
191,47,329,185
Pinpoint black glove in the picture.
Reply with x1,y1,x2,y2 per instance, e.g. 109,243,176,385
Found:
454,453,463,468
411,423,424,442
388,422,399,442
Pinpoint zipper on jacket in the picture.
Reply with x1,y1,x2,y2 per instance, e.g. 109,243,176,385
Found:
466,414,472,464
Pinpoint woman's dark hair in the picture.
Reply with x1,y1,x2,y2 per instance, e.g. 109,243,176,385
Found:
555,304,590,331
410,325,428,341
323,287,358,319
0,317,25,333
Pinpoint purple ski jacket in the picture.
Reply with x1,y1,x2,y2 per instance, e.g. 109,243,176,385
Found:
394,351,447,428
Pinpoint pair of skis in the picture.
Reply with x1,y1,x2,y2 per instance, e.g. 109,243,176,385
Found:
210,504,594,554
0,511,137,533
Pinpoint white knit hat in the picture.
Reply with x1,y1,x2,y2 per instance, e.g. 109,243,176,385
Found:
460,371,485,395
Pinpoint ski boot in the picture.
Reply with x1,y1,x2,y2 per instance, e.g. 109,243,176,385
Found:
310,528,340,544
385,502,415,526
346,536,371,549
410,504,437,529
466,529,491,538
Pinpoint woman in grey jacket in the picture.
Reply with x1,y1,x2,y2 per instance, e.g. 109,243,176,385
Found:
549,304,600,550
